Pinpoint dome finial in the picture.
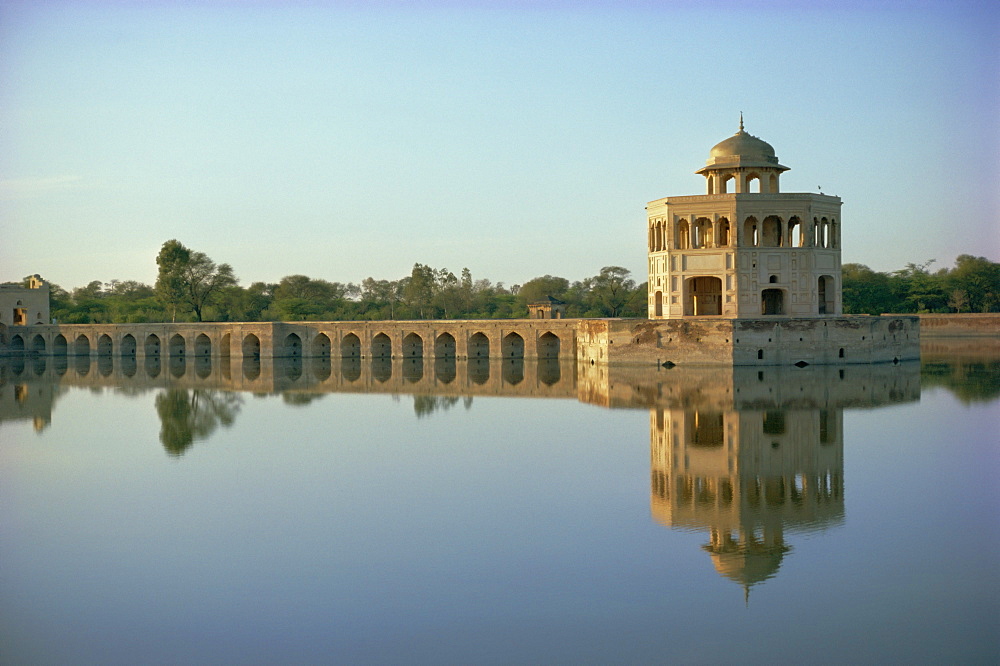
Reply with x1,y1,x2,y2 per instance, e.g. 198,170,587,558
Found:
739,112,744,132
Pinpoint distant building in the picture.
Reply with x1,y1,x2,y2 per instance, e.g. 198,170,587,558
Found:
527,296,567,319
0,275,50,326
647,117,842,318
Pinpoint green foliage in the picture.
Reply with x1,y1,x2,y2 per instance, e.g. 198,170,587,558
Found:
155,239,238,321
842,257,999,314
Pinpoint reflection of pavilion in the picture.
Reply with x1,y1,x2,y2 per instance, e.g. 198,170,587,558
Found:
634,365,920,596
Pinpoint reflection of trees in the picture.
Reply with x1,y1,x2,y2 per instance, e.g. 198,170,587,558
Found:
921,360,1000,403
412,395,471,418
155,389,243,456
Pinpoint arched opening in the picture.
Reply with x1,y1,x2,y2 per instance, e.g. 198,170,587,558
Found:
9,334,25,352
402,332,423,358
769,275,779,284
538,332,560,359
762,288,785,315
195,333,212,357
818,275,835,315
694,218,712,248
145,334,161,356
169,334,185,358
676,219,690,249
341,333,361,358
121,334,137,357
371,333,392,358
98,334,113,356
283,333,302,358
721,174,734,194
312,333,331,357
502,332,524,358
30,334,46,354
829,219,838,248
468,332,490,358
53,334,67,356
74,334,91,356
821,217,830,248
242,334,261,359
761,216,782,247
435,332,456,358
788,216,803,247
747,174,761,193
718,218,731,247
743,217,759,247
653,291,663,317
685,277,723,316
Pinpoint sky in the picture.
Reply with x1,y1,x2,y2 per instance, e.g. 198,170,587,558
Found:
1,0,998,292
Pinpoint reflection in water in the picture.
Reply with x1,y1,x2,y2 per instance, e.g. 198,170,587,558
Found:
145,354,161,378
503,358,524,385
413,395,473,418
435,357,456,385
469,359,489,385
372,357,392,383
403,358,423,383
155,389,243,456
342,357,361,382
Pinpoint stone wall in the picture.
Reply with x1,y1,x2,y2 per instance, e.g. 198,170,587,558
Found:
908,313,1000,337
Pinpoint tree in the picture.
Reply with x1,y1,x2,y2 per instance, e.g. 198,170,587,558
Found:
583,266,640,317
155,240,238,322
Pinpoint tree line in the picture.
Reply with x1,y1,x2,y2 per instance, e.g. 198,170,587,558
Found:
31,241,1000,324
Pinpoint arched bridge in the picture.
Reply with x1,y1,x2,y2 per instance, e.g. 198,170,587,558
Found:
3,320,579,361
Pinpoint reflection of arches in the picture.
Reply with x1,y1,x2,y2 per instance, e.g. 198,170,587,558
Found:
537,332,560,359
195,333,212,357
145,354,161,378
403,358,423,383
121,334,137,357
502,332,524,358
145,334,161,356
341,333,361,358
372,358,392,383
469,332,489,358
688,412,724,447
312,333,331,357
372,333,392,358
435,332,456,358
311,357,331,382
402,333,423,358
169,334,186,358
98,334,113,356
74,334,91,356
221,333,231,357
283,333,302,358
762,289,785,315
53,334,68,356
341,357,361,382
538,358,561,386
196,356,212,379
503,358,524,385
818,275,835,315
169,355,185,378
654,291,663,317
685,277,723,316
434,357,456,384
243,356,261,380
469,359,490,385
242,334,261,359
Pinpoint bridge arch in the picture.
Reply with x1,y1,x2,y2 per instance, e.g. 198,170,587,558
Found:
74,334,90,356
98,334,113,356
538,332,560,359
435,332,456,358
53,334,67,356
9,334,25,352
121,334,137,357
195,333,212,357
372,333,391,358
502,332,525,358
29,334,45,354
469,332,490,358
169,334,185,358
145,334,161,356
283,333,302,358
243,334,261,359
312,333,331,357
402,332,423,358
341,333,361,358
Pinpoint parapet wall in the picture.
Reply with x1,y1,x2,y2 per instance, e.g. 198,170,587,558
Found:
577,316,920,366
906,313,1000,338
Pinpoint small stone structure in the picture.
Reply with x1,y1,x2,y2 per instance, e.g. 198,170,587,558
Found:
0,275,50,327
527,296,567,319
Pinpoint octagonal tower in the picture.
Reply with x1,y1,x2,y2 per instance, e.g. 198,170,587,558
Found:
647,119,842,319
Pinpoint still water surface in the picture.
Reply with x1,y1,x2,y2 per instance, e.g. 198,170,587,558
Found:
2,344,998,664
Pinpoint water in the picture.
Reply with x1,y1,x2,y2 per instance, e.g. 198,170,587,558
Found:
2,345,998,664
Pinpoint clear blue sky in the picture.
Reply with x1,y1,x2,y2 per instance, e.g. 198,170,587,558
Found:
2,0,998,291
